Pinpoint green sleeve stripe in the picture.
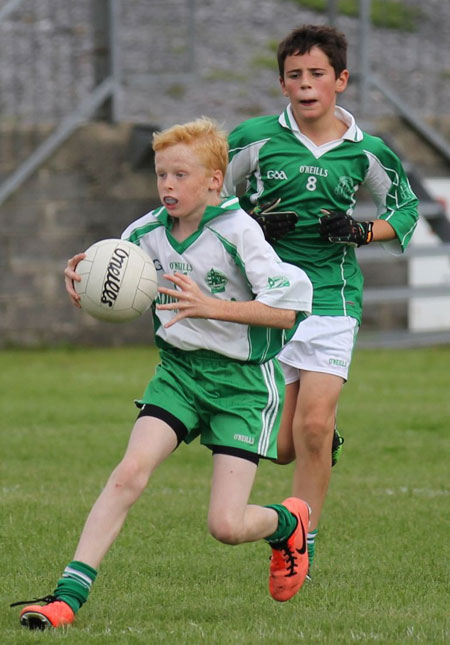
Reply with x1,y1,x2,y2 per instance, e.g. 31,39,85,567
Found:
125,221,163,245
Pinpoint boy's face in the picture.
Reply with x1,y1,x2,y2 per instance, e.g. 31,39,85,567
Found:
280,46,348,124
155,144,222,223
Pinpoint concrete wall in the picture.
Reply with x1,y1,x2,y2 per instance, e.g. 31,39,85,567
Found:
0,123,160,347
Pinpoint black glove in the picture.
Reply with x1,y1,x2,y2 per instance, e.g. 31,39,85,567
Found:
249,198,298,242
319,209,373,247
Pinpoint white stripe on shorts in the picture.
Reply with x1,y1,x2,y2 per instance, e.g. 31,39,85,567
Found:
259,360,280,456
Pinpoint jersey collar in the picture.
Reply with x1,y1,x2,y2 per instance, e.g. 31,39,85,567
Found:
279,104,364,144
155,196,241,254
156,196,240,231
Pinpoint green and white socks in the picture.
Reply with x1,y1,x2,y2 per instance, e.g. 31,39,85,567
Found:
54,560,97,613
263,504,298,545
52,528,316,612
307,528,318,568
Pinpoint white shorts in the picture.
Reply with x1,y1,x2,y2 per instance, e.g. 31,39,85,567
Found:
278,315,359,384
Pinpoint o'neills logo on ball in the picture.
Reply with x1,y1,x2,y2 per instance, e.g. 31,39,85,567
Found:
101,247,129,307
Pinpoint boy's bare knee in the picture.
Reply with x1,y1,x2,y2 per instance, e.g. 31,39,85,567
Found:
302,418,332,457
208,515,242,545
109,458,149,499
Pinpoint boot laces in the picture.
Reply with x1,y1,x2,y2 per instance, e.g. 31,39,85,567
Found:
273,542,298,577
10,594,57,608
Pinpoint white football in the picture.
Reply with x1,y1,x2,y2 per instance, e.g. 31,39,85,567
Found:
74,239,158,323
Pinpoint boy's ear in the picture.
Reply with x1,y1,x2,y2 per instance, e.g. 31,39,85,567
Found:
209,169,223,191
336,69,349,94
279,76,288,97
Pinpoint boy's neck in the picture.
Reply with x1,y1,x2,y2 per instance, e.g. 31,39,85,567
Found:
171,217,200,241
171,194,221,242
291,108,348,146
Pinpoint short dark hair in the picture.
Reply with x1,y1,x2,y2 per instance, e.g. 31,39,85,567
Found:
277,24,348,78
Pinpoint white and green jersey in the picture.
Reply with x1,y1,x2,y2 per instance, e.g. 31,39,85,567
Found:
224,106,419,323
121,197,312,364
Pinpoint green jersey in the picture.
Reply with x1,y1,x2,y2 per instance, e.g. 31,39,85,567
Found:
121,197,312,364
224,106,419,324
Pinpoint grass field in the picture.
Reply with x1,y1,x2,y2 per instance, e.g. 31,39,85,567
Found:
1,345,449,644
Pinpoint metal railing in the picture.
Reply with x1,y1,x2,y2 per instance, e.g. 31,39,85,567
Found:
359,244,450,304
0,0,120,206
356,241,450,347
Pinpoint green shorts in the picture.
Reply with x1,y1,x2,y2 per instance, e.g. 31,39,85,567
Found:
136,349,285,459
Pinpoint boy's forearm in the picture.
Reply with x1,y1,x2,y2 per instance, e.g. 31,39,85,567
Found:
207,298,296,329
157,273,298,329
371,219,396,242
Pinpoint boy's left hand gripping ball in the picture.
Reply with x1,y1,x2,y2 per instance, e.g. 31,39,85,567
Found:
74,239,158,323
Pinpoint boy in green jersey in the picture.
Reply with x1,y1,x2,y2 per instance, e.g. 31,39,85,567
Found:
13,118,314,630
224,24,419,574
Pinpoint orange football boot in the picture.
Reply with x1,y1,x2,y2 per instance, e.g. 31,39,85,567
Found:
269,497,310,602
17,597,75,630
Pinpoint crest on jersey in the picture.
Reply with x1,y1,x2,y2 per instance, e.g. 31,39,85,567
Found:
267,276,290,289
334,175,356,199
206,268,228,294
